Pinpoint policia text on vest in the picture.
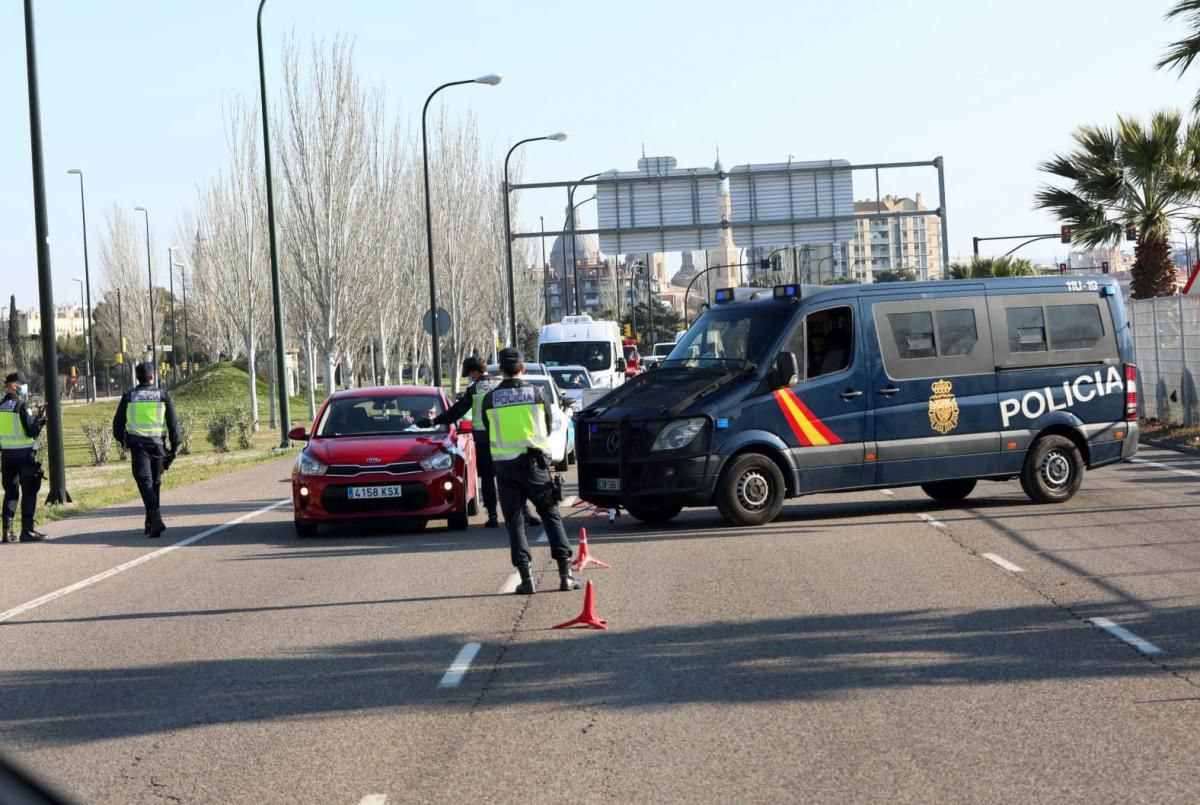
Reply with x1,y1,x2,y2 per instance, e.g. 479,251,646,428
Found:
480,348,578,596
112,363,181,539
0,371,47,543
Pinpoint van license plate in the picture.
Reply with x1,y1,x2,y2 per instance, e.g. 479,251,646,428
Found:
347,485,402,500
596,478,620,491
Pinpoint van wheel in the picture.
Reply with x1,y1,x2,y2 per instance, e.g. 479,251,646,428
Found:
294,518,318,538
716,453,786,526
623,500,683,524
568,449,576,466
920,479,977,504
555,455,569,472
1021,435,1083,503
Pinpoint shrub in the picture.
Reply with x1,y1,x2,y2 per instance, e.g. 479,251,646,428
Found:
206,411,236,453
81,419,114,466
233,406,255,450
176,414,193,455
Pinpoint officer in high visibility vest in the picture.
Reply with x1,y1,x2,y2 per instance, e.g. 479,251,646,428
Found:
0,371,46,543
479,348,578,595
112,362,180,538
417,355,539,529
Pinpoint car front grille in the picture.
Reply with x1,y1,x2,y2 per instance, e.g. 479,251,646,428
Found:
326,461,422,477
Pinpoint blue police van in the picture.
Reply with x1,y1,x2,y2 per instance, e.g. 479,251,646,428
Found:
576,276,1138,526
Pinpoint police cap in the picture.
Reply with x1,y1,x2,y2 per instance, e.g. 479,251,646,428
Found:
498,347,522,373
5,371,27,385
135,362,156,383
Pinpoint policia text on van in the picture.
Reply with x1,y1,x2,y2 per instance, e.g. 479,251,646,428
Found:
575,277,1138,527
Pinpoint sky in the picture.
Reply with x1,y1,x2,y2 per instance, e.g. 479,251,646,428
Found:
1,0,1197,310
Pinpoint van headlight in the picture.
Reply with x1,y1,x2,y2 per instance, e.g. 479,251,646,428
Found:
651,418,705,452
420,451,454,471
551,416,564,432
297,452,328,476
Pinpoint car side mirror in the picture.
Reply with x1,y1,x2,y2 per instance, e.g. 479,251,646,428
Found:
287,426,309,441
458,419,473,434
775,351,800,388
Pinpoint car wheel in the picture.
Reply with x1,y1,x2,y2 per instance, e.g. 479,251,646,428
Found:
294,518,318,538
1021,435,1084,504
920,479,977,504
715,453,786,526
623,500,683,524
467,496,479,517
567,449,576,466
448,511,470,530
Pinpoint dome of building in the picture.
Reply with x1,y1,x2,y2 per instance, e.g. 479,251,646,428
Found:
548,207,600,275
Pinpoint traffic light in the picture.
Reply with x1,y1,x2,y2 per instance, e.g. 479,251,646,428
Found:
1060,225,1072,244
1102,261,1110,274
70,365,77,378
1125,223,1137,241
622,323,632,338
115,352,124,365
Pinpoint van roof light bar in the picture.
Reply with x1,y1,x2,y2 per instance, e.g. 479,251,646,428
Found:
773,284,802,301
714,288,736,304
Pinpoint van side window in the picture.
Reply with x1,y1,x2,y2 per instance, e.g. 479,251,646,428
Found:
936,309,978,356
1048,304,1103,350
887,312,936,359
807,306,854,379
1007,307,1047,353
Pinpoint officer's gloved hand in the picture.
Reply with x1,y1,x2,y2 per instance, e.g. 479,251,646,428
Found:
414,417,434,429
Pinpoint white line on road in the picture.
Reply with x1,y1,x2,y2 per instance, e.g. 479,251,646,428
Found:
358,796,387,805
0,499,290,624
917,512,946,528
438,642,482,688
879,489,895,497
1127,457,1200,479
498,572,520,594
981,552,1025,573
1088,617,1165,656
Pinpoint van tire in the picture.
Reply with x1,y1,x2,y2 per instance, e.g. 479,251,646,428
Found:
716,453,786,526
554,455,569,472
1021,435,1083,504
920,479,977,504
623,500,683,524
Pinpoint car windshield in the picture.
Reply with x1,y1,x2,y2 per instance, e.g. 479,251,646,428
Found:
663,305,794,368
315,394,446,437
549,369,592,389
653,343,674,356
540,341,613,372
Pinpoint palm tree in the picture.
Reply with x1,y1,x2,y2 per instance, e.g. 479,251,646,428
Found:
1034,110,1200,298
1158,1,1200,112
945,256,1036,279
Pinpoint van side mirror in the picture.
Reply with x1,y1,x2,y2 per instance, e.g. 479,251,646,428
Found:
287,426,309,441
775,352,800,388
615,357,627,372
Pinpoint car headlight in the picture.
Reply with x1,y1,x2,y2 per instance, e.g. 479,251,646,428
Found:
297,452,328,476
420,451,454,471
651,418,706,452
551,416,564,432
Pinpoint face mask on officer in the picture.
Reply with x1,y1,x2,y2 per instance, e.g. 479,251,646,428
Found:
18,384,28,398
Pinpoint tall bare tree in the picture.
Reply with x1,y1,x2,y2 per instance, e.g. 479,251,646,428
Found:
97,204,160,365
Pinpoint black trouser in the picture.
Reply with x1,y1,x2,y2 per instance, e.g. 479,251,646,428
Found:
129,440,165,513
473,433,499,515
494,453,571,568
1,453,40,530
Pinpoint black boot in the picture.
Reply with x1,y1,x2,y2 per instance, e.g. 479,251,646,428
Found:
20,520,45,542
148,508,166,539
557,557,581,591
484,510,499,529
3,517,16,544
514,565,535,595
143,511,152,536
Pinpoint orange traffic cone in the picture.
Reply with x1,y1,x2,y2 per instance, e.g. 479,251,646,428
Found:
571,527,612,572
553,580,608,630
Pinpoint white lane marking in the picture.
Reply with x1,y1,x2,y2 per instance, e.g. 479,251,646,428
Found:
1088,617,1165,656
981,552,1025,573
879,489,895,497
358,796,387,805
438,642,482,688
563,495,578,508
0,499,290,624
535,529,548,544
1127,457,1200,479
917,512,945,528
498,572,520,594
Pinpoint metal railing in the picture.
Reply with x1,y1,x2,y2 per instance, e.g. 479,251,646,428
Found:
1128,295,1200,427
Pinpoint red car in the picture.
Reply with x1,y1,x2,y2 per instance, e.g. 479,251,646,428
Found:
288,386,478,537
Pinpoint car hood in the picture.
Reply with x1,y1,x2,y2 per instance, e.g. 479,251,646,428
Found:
305,434,452,464
581,366,747,419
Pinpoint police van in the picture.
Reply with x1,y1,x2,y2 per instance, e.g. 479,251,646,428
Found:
576,276,1138,526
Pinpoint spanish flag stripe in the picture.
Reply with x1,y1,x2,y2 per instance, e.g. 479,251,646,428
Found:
788,392,844,445
773,390,813,446
778,390,830,446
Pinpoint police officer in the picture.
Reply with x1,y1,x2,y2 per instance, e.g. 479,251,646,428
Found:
479,348,579,595
0,371,46,543
113,362,180,538
417,355,539,529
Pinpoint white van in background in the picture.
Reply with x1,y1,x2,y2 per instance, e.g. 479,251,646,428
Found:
537,315,626,390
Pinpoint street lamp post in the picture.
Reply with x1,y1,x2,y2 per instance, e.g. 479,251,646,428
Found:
71,277,86,398
567,172,601,316
174,259,190,377
167,246,181,385
421,73,502,387
539,215,550,326
67,169,96,402
503,132,566,346
133,206,155,376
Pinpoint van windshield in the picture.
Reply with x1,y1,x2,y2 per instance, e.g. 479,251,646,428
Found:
540,342,613,372
664,305,793,368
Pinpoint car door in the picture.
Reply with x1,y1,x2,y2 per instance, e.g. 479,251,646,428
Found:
867,293,1000,486
775,302,871,493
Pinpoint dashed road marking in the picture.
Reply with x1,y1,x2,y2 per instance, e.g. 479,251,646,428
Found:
1127,457,1200,479
438,642,482,688
981,552,1025,573
917,512,945,528
879,489,895,497
1088,617,1164,656
358,794,387,805
0,499,290,624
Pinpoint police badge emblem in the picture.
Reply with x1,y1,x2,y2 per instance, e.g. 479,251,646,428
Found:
928,379,959,434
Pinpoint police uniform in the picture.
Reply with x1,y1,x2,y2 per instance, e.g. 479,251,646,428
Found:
426,357,537,529
479,348,578,595
0,372,45,543
113,364,180,538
